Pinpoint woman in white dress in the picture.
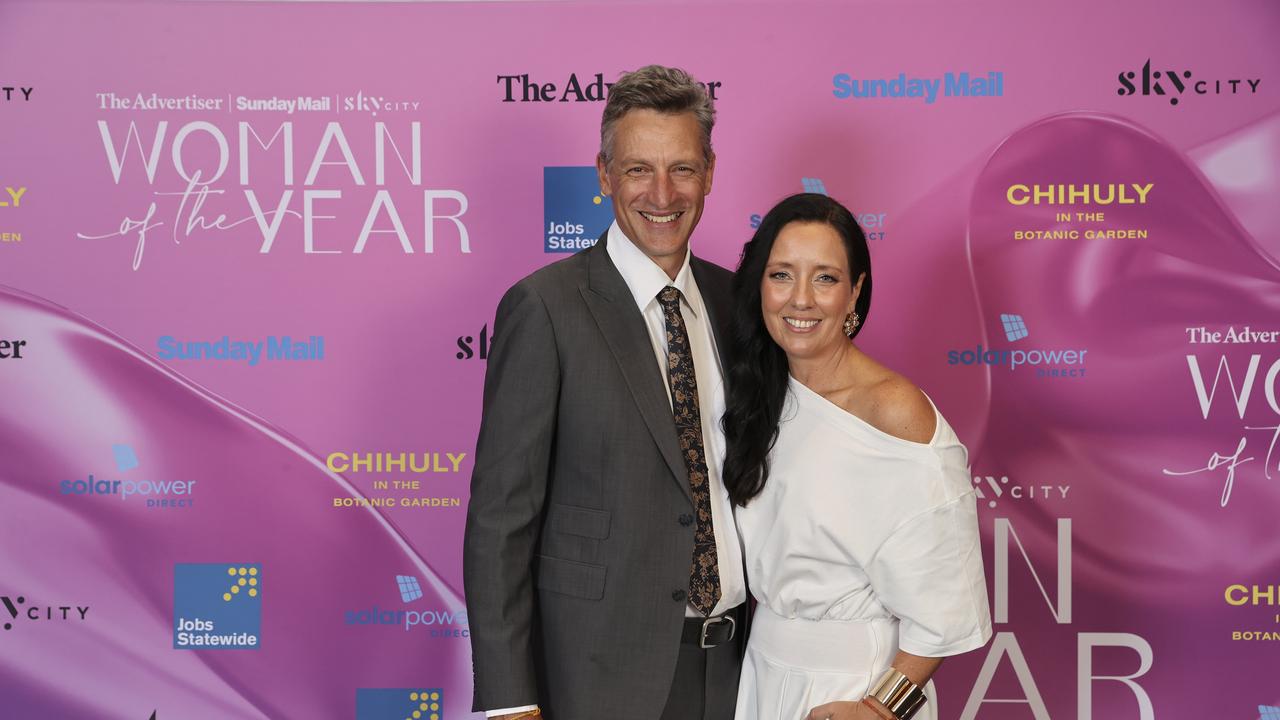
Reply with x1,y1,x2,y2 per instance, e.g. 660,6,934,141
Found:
722,193,992,720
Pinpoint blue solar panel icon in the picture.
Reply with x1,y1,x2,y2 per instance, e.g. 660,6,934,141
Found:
801,178,828,195
397,575,423,603
1000,314,1029,342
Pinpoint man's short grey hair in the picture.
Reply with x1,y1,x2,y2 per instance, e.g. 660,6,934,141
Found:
599,65,716,166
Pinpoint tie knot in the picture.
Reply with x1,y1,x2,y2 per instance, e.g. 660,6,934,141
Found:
658,286,682,309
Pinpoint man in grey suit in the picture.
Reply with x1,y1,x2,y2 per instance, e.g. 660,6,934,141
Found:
464,65,746,720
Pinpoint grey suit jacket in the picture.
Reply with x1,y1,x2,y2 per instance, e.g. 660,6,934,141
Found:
463,234,740,719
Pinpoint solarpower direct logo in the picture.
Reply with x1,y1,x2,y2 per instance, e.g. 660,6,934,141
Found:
747,178,888,241
59,444,197,510
173,564,262,649
356,689,442,720
544,167,613,253
344,575,469,638
947,314,1088,379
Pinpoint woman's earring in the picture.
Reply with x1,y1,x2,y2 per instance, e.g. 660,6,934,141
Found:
843,311,860,338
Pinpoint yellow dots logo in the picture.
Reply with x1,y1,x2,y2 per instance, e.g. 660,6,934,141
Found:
222,566,261,602
406,690,441,720
592,195,602,205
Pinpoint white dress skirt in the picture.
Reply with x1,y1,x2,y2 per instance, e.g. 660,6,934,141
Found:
733,377,992,720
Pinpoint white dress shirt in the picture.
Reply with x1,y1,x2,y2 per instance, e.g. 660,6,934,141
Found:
604,221,746,619
486,224,745,717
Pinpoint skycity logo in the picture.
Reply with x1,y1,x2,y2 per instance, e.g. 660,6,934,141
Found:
173,564,262,649
833,71,1003,103
498,72,721,102
341,92,421,116
1117,60,1261,106
1,87,34,103
1,186,26,207
2,595,90,631
356,689,443,720
544,166,613,253
156,335,324,366
344,576,469,637
456,324,493,360
972,475,1071,510
59,444,196,510
947,314,1088,379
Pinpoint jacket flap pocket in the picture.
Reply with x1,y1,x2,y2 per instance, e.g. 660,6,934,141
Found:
549,502,611,540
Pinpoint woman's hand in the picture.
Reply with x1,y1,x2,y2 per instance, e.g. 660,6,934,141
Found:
806,699,891,720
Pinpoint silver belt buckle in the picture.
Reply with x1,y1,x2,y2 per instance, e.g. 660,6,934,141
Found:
699,614,736,649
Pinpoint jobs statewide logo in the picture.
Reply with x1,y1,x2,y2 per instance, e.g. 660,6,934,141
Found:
947,314,1088,379
1260,706,1280,720
544,167,613,253
833,71,1003,103
344,575,469,638
2,594,90,632
1117,59,1262,106
356,689,442,720
749,178,888,241
173,564,262,649
59,444,197,510
1,86,34,103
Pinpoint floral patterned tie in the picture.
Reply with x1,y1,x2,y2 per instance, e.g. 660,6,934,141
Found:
657,286,721,616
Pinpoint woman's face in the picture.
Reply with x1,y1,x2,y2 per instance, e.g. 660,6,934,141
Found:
760,221,864,363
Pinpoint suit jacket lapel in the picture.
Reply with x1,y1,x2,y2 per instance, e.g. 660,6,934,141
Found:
691,257,733,374
580,237,692,501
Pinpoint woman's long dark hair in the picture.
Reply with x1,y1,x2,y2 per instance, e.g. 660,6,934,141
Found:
721,192,872,506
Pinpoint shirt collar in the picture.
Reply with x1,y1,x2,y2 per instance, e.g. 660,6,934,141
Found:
605,221,700,317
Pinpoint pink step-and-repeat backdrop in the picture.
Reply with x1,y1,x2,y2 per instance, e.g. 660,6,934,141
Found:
1,0,1277,717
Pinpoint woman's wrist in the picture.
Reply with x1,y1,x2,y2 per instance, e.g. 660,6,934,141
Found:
860,697,896,720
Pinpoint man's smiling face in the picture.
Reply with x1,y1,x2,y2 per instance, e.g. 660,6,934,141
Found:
597,109,714,276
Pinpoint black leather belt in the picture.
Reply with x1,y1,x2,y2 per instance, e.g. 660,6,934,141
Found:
681,609,738,649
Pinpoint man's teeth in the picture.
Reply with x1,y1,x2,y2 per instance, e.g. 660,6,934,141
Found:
640,211,681,224
786,318,819,328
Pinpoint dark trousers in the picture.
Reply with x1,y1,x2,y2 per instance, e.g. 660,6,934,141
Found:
659,609,746,720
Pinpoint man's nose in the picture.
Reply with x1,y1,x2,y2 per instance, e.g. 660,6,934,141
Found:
651,171,674,207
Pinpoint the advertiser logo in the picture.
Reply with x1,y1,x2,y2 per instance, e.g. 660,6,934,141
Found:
833,71,1002,103
544,166,613,253
344,575,469,638
947,314,1088,379
748,178,888,241
498,72,721,102
1,86,34,103
1117,60,1261,106
356,689,443,720
173,564,262,649
157,335,324,366
59,444,197,510
972,474,1071,510
2,594,90,632
0,338,26,358
456,324,493,360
